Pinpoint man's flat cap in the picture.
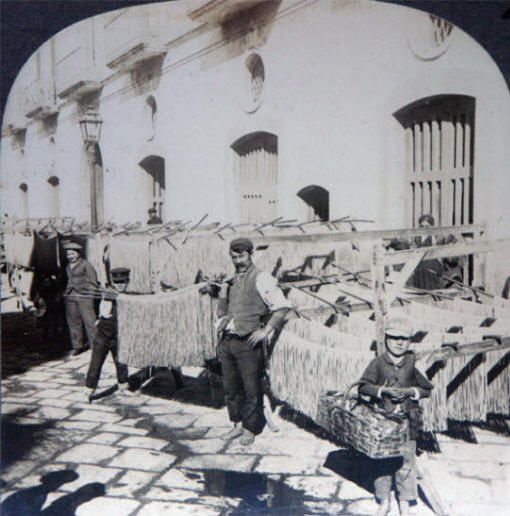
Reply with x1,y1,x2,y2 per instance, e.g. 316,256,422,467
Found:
64,241,82,251
229,237,254,253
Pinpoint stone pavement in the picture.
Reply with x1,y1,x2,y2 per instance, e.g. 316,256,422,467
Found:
1,304,509,515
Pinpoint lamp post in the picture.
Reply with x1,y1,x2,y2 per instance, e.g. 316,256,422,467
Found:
79,111,103,229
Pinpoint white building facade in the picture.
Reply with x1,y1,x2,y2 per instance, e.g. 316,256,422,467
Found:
2,1,510,249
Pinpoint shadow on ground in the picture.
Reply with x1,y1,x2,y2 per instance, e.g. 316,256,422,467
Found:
1,469,104,516
1,411,55,468
203,469,307,515
127,367,226,410
1,311,71,379
324,449,426,511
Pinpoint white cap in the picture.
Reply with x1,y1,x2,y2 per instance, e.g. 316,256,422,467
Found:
385,314,413,338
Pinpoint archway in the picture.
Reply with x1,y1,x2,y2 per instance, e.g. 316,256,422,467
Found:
297,185,329,221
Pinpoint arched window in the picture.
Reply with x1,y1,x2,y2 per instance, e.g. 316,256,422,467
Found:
47,175,60,217
19,183,28,218
231,132,277,223
144,96,157,141
297,185,329,222
139,155,165,221
244,53,265,112
394,95,475,227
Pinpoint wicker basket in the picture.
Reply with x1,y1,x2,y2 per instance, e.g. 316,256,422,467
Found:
317,382,409,459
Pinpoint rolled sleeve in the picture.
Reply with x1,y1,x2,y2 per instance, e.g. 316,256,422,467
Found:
255,272,292,312
255,271,291,328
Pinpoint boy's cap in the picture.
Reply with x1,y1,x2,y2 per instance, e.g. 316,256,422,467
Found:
385,315,413,338
229,237,254,253
64,241,82,251
111,267,130,283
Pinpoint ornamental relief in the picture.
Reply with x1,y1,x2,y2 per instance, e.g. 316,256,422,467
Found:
407,14,455,61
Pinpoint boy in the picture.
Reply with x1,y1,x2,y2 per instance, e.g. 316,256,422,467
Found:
358,315,433,516
84,267,133,402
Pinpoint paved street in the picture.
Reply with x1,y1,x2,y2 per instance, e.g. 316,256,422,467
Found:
1,298,509,516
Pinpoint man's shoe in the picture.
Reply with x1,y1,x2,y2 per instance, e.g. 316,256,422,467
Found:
72,346,89,356
239,429,255,446
221,424,243,440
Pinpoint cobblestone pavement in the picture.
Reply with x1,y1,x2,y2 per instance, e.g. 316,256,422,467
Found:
1,303,509,516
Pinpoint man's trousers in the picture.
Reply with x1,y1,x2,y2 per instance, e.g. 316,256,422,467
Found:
218,334,265,435
85,333,128,389
64,297,97,350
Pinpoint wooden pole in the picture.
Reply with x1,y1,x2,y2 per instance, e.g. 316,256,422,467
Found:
417,464,450,516
372,240,387,355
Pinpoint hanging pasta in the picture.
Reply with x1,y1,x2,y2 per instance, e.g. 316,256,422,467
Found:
108,234,152,293
445,353,488,422
486,348,510,415
117,284,216,368
268,329,373,420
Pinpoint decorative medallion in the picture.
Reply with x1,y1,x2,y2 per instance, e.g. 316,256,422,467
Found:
407,14,455,61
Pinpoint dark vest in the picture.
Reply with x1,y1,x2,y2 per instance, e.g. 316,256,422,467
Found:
97,298,117,340
227,265,268,336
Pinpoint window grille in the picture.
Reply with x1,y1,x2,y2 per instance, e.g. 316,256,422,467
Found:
395,96,474,227
232,132,277,223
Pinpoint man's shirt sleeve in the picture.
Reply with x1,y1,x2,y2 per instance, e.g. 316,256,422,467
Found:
255,272,292,311
255,271,291,328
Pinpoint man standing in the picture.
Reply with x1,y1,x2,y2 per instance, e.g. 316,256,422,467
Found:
147,208,162,225
216,237,291,446
63,241,98,356
85,267,133,402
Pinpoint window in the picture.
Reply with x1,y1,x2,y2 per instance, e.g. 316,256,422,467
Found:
144,96,157,141
19,183,29,218
231,132,277,223
47,176,60,217
297,185,329,221
139,155,165,221
244,53,265,113
394,95,474,227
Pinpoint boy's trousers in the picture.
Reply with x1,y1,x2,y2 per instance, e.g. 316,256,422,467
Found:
374,439,417,502
85,334,128,389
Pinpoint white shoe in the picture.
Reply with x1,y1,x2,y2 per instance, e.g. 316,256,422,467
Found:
240,429,255,446
117,383,134,396
85,387,96,404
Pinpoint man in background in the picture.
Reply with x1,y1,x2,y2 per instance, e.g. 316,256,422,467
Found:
63,241,98,356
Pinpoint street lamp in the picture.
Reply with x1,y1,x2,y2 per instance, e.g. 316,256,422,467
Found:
79,110,104,229
79,110,103,144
